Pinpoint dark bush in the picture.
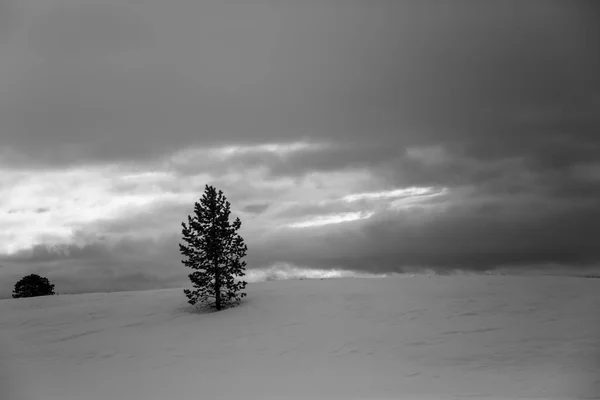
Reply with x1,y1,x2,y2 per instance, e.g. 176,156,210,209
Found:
12,274,56,299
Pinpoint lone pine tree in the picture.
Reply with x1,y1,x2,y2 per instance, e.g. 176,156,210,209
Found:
179,185,248,311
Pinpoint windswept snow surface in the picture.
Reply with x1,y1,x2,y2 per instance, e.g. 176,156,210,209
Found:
1,275,599,400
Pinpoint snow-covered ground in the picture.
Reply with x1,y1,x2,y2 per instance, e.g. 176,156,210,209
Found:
1,275,599,400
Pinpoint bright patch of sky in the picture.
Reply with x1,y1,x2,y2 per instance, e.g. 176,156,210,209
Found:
245,262,392,282
342,187,442,202
0,165,190,254
287,211,375,229
167,140,329,167
214,141,329,158
0,142,450,255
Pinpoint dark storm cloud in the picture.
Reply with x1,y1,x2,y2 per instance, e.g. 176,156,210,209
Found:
250,196,600,274
259,143,399,180
0,2,13,39
1,0,597,169
28,4,156,59
241,203,270,215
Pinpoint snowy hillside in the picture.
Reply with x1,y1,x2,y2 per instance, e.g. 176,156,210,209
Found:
1,275,599,400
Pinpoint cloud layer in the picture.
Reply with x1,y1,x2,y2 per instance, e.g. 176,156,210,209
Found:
1,1,599,296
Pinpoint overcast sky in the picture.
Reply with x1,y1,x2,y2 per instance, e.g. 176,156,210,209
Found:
1,0,599,297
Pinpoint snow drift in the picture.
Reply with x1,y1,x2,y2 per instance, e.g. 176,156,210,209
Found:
1,275,599,399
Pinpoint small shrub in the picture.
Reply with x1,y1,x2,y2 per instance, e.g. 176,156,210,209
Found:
12,274,56,299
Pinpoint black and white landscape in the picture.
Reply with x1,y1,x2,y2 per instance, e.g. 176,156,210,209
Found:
1,1,599,399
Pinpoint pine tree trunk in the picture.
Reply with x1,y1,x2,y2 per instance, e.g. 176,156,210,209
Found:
212,216,221,311
215,258,221,311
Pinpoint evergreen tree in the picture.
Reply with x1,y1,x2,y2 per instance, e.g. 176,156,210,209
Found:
179,185,248,310
12,274,56,299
